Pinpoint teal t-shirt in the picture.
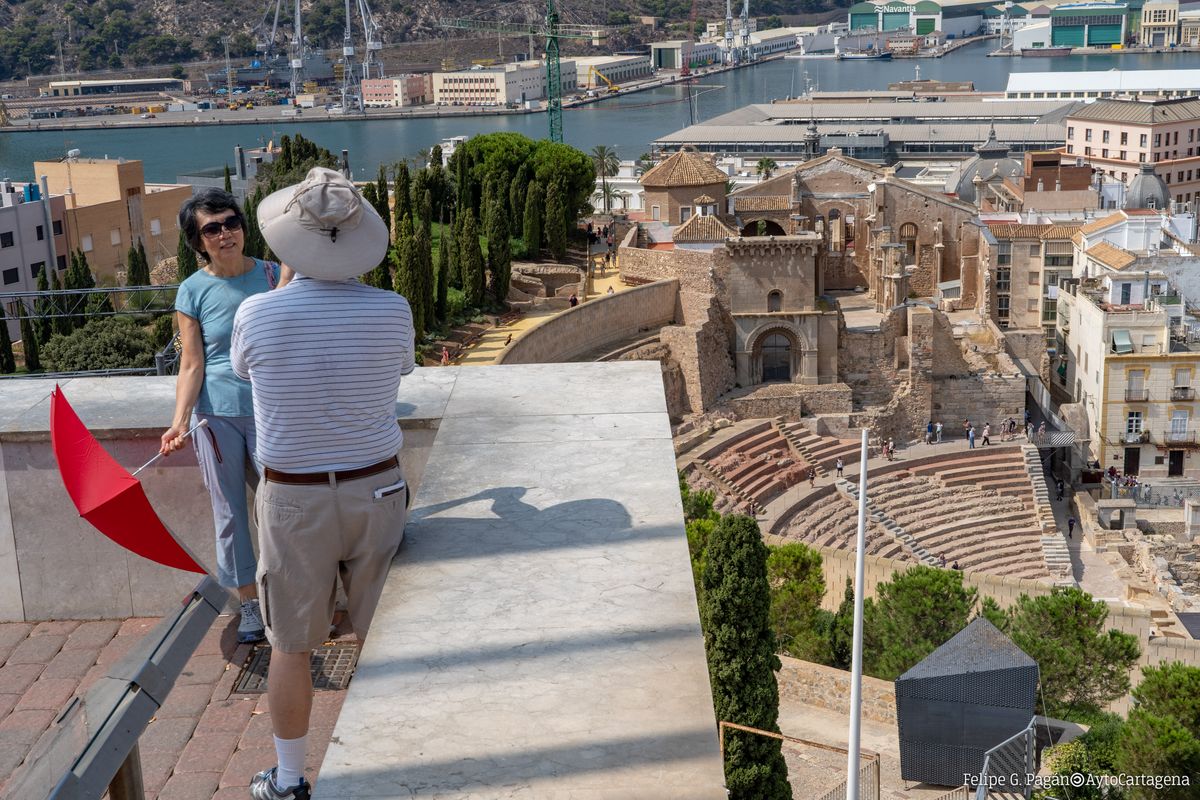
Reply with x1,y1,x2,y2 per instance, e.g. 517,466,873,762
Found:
175,259,278,417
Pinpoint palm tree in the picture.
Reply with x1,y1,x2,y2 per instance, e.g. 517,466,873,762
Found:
591,145,621,213
599,183,621,214
757,158,778,181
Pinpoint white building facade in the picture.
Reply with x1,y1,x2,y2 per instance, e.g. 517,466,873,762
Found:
432,60,577,105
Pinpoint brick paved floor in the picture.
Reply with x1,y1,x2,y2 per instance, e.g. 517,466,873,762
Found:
0,614,351,799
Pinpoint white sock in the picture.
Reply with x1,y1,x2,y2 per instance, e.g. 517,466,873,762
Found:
274,734,308,789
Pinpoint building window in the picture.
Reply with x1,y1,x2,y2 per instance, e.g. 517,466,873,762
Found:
1176,367,1190,387
81,234,93,252
1085,147,1093,156
0,231,12,248
30,262,44,279
1103,149,1109,158
767,290,782,312
1140,153,1147,163
1068,126,1075,139
997,296,1010,319
1122,132,1129,145
1085,128,1093,142
56,254,66,270
52,220,62,236
1155,133,1162,147
1140,134,1149,147
1067,144,1075,154
899,222,918,261
651,205,660,221
1120,150,1127,160
680,206,692,224
110,229,121,246
1103,130,1110,144
36,225,44,241
1127,411,1143,434
997,241,1012,266
996,267,1011,292
150,218,161,236
2,267,17,285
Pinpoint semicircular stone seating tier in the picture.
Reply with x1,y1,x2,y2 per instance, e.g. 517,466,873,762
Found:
779,449,1052,581
683,420,863,514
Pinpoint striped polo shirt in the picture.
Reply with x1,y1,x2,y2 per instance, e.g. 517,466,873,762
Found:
230,276,415,472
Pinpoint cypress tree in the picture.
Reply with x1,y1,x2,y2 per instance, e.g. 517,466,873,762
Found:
49,270,70,337
393,162,411,235
223,164,233,193
391,214,424,335
177,229,198,280
279,135,293,173
454,149,470,216
19,315,40,372
375,165,391,233
412,222,432,340
523,181,543,260
435,208,450,321
544,181,567,261
509,163,529,237
242,187,267,260
126,241,149,286
33,268,52,346
459,208,484,309
0,304,15,374
700,514,792,800
137,239,150,284
487,198,512,303
420,188,433,237
449,210,464,290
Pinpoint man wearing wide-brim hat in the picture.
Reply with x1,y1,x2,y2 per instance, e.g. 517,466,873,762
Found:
231,166,416,800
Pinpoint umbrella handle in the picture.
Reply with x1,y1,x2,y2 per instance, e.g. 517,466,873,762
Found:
133,418,210,476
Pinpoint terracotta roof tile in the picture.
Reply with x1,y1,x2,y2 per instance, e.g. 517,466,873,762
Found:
985,222,1082,240
640,149,729,188
693,194,717,204
1085,241,1138,271
673,213,738,243
732,195,792,212
1079,211,1127,235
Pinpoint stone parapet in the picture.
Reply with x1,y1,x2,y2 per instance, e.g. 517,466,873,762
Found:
777,655,897,726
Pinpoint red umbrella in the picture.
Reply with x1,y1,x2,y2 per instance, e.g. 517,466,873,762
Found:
50,386,207,574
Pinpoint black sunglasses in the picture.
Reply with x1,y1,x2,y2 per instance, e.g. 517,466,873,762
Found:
199,217,243,238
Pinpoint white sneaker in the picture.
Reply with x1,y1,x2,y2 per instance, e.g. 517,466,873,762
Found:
238,599,266,644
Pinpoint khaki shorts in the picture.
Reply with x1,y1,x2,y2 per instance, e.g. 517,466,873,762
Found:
255,464,408,653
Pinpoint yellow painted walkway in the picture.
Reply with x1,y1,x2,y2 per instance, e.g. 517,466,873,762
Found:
455,258,628,366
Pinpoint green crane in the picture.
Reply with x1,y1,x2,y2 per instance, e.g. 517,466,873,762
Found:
440,6,605,143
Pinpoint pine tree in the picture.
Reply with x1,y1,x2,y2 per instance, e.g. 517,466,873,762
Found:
523,181,543,260
487,198,512,303
0,304,15,374
459,209,484,309
700,514,792,800
33,268,52,346
544,181,567,261
435,208,450,321
393,162,411,235
19,314,40,372
176,230,198,280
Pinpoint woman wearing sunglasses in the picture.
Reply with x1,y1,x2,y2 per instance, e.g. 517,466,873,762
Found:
161,187,293,644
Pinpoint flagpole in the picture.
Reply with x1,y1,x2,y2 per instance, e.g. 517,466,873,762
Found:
847,426,870,799
132,419,209,476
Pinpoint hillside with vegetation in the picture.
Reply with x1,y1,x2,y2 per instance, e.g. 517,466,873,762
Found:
0,0,846,82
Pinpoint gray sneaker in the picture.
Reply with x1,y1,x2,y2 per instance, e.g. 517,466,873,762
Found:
250,767,310,800
238,599,266,644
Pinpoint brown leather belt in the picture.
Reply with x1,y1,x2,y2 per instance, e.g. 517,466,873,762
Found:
264,456,399,485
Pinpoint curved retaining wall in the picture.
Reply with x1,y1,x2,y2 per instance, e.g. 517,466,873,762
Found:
496,278,679,365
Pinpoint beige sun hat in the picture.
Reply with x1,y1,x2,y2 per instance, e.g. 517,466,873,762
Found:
257,167,389,280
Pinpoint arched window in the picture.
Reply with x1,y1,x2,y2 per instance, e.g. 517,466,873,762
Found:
828,209,844,252
761,333,791,382
899,222,918,262
768,290,782,312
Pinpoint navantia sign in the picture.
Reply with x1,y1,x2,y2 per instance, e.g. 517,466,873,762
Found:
877,4,917,11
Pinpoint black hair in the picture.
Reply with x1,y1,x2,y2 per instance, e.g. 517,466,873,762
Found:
178,187,244,263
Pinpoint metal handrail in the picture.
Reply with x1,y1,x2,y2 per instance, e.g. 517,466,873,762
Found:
5,577,225,800
1125,388,1149,402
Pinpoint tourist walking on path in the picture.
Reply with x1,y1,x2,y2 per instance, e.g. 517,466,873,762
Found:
1056,479,1065,501
1026,422,1035,441
1068,517,1077,538
982,423,991,446
967,425,976,449
962,419,970,439
235,168,414,800
808,467,816,488
835,457,844,478
925,420,934,444
935,421,943,443
1037,421,1047,443
160,187,292,646
441,346,450,366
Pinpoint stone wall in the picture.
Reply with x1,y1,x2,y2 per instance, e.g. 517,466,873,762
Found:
777,656,897,726
498,279,679,366
659,291,737,415
723,383,854,420
618,237,720,296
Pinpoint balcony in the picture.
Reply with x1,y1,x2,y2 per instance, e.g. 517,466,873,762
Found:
1172,386,1196,401
1122,430,1149,444
1162,429,1198,446
1125,388,1149,402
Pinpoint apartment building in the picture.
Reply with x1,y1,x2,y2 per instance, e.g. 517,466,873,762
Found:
33,158,192,284
1065,97,1200,208
431,60,577,106
0,181,69,340
360,75,432,108
1055,274,1200,478
979,221,1080,339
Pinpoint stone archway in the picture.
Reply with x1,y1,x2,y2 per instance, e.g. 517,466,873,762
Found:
745,324,818,386
740,219,787,237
